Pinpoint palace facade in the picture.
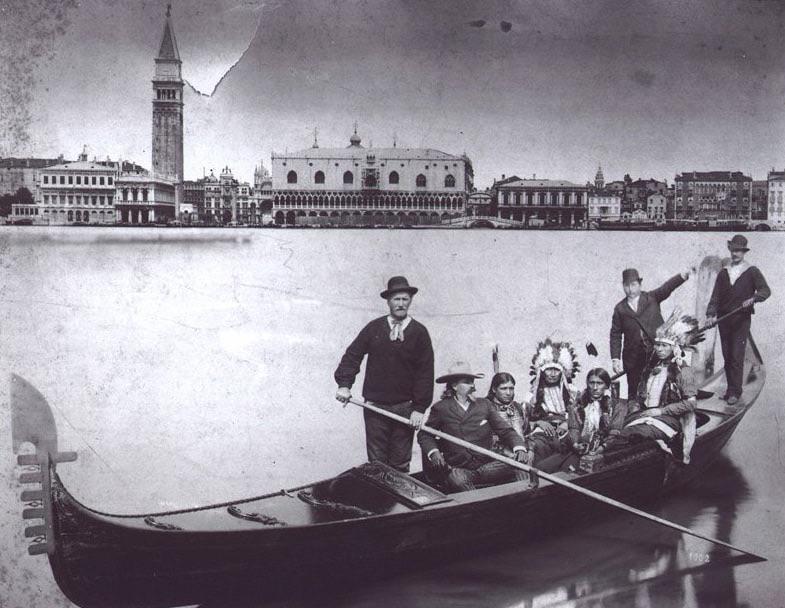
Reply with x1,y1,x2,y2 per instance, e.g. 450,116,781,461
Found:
270,130,473,226
494,178,588,227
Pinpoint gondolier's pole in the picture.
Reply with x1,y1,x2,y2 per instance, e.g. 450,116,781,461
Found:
696,302,750,333
346,397,765,561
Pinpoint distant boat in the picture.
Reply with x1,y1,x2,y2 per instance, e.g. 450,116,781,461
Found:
10,336,765,608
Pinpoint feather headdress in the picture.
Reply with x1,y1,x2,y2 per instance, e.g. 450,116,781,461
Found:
529,338,580,382
654,308,700,349
655,308,702,367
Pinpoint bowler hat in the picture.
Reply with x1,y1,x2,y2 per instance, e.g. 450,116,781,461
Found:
380,276,418,299
727,234,749,252
622,268,642,284
436,360,485,384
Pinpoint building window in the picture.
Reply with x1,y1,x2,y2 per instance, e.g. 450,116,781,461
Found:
389,171,399,185
142,189,148,202
444,174,455,188
314,171,325,184
92,176,96,185
68,175,73,184
100,176,105,185
43,175,48,184
343,171,354,184
108,177,113,185
416,174,426,188
287,170,297,184
59,176,64,184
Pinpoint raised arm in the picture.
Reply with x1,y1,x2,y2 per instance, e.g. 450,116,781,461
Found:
651,273,687,303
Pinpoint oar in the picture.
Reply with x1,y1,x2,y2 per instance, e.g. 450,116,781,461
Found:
345,397,765,561
696,302,750,333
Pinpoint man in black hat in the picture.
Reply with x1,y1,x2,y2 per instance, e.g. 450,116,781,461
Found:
419,360,530,492
610,266,693,399
334,276,434,472
706,235,770,405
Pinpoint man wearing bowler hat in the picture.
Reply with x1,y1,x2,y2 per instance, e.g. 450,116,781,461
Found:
418,360,530,492
610,266,693,399
706,235,770,405
334,276,434,472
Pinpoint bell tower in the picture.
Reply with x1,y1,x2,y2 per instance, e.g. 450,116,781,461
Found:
152,4,184,214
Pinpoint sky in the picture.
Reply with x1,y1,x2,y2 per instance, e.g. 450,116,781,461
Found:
1,0,784,187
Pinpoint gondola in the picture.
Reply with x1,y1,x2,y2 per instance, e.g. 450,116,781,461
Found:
11,335,764,608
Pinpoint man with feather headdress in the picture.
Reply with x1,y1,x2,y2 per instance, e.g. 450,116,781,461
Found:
607,310,700,463
523,339,580,467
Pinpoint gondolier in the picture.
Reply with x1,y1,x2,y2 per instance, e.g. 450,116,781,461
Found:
610,266,692,399
334,276,434,472
706,235,770,405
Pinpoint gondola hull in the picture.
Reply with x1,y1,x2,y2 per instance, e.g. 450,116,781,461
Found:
12,337,764,608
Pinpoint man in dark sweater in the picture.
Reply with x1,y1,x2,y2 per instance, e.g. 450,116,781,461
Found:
706,235,770,405
334,276,434,472
610,267,692,399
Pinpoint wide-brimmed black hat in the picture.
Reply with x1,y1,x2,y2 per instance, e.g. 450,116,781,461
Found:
622,268,642,284
380,276,419,299
727,234,749,252
436,360,485,384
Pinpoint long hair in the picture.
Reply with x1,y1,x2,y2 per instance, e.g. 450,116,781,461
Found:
486,372,516,400
534,370,572,410
579,367,612,406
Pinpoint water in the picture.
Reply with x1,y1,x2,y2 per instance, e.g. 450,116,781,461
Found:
1,226,783,607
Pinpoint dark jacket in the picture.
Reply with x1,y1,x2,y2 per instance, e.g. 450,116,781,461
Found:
568,393,629,448
418,397,525,470
706,265,770,321
334,316,434,412
610,274,686,363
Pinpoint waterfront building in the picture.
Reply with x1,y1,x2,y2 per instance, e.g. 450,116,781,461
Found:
588,190,621,222
270,129,473,226
647,193,666,222
252,162,273,225
467,191,492,216
674,171,752,220
767,170,785,226
182,179,204,223
494,178,588,227
114,172,175,224
1,156,68,197
34,148,119,225
751,180,768,220
151,6,184,216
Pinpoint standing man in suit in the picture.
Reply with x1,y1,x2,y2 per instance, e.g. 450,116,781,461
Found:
706,235,770,405
334,276,434,472
610,267,693,399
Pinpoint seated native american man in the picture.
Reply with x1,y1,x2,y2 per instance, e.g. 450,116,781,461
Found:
523,339,580,471
607,310,700,464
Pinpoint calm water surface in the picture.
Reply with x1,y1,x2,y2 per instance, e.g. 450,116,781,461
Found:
1,227,783,607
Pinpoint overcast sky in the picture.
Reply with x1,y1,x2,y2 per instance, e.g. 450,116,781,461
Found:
1,0,784,187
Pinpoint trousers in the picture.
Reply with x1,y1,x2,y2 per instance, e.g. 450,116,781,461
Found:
718,315,751,398
363,400,415,472
446,460,528,492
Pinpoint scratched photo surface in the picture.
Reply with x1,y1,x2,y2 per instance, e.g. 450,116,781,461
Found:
1,1,785,607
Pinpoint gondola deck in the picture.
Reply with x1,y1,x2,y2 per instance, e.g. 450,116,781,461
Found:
10,335,764,608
